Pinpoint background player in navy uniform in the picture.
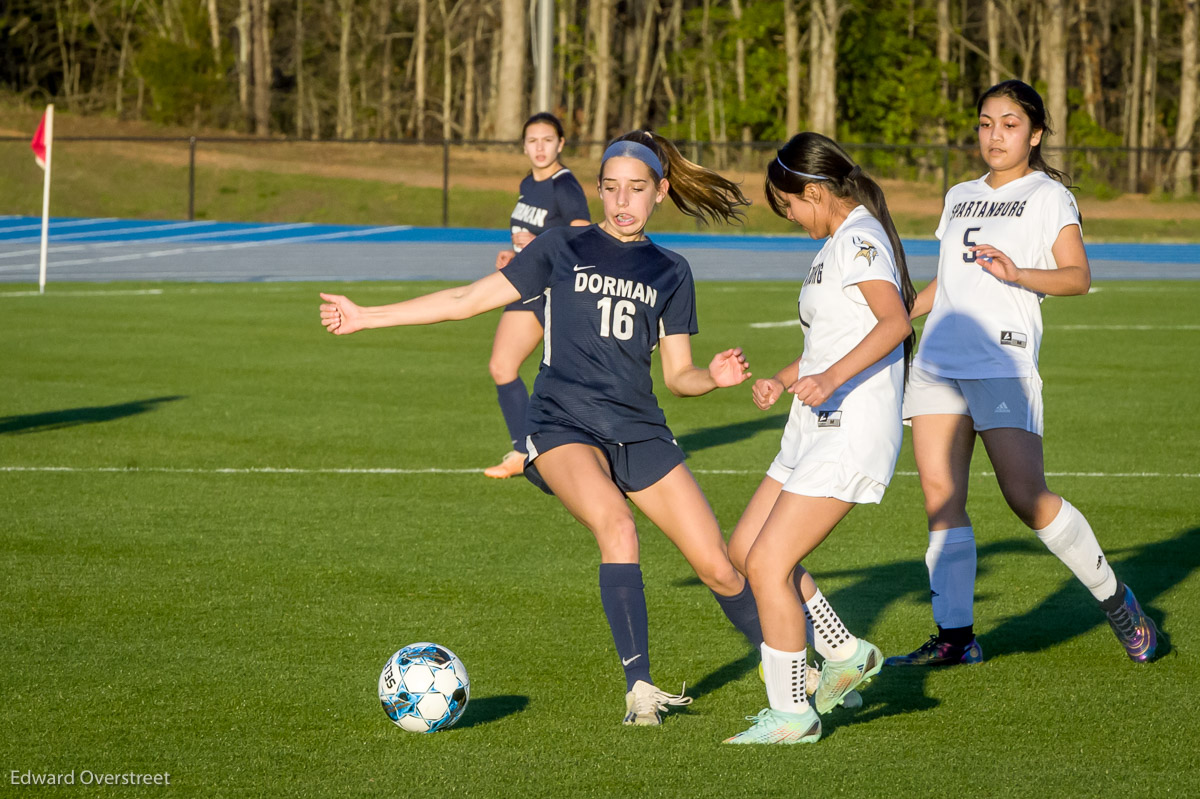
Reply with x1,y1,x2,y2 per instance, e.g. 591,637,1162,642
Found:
320,130,768,727
485,113,591,479
722,134,915,745
886,80,1159,668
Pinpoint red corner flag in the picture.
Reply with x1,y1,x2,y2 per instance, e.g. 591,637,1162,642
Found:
31,110,49,168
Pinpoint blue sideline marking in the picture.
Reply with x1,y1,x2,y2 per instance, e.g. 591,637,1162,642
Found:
0,216,1196,263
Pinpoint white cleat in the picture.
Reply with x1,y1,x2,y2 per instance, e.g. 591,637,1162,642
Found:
623,680,693,726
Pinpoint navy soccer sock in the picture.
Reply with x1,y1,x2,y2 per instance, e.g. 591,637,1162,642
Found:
711,580,764,648
599,563,652,690
495,377,529,454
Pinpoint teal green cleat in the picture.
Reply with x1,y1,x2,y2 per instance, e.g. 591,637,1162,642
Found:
724,707,822,745
813,639,881,714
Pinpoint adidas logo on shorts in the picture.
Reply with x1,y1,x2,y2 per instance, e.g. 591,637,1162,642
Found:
994,402,1011,414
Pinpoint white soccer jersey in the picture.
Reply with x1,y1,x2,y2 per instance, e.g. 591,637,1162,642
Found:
915,170,1082,379
779,205,906,486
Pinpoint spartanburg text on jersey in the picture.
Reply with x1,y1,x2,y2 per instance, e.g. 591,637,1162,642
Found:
509,168,590,249
500,225,698,444
916,170,1082,379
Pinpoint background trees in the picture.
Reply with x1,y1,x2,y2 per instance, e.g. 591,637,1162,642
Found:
1,0,1197,192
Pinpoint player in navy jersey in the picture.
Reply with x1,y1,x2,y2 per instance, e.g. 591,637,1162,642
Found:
485,113,591,479
886,80,1159,668
722,133,916,745
321,130,767,727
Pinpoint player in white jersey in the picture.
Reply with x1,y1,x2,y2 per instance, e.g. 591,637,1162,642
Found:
484,113,591,479
886,80,1159,669
321,131,774,728
724,133,916,745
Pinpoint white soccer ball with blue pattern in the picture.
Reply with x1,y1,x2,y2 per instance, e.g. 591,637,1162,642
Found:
378,643,470,733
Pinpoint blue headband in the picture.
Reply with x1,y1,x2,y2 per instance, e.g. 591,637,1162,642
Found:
602,140,664,180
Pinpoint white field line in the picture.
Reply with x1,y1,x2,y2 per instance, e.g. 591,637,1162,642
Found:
0,222,314,264
1,466,1197,479
0,221,416,262
0,220,220,246
1053,324,1200,331
0,288,164,298
749,319,1200,331
0,217,119,234
0,224,415,272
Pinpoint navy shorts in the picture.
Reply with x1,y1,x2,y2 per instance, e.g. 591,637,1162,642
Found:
503,294,546,325
523,427,686,495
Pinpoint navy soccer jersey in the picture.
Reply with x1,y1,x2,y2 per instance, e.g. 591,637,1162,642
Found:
500,225,699,443
509,168,590,242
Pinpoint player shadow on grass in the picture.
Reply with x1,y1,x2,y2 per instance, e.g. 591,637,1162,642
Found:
820,528,1197,736
978,526,1197,661
0,396,184,435
678,539,1039,720
675,415,786,455
453,695,530,730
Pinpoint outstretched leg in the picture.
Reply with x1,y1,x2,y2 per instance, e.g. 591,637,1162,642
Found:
982,427,1158,661
629,464,762,646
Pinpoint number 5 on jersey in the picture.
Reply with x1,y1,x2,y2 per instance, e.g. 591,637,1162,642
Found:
962,227,981,263
597,297,636,340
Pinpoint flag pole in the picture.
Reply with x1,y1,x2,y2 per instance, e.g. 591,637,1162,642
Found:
38,104,54,294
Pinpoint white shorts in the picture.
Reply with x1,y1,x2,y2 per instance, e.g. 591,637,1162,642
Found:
766,400,897,505
903,366,1044,435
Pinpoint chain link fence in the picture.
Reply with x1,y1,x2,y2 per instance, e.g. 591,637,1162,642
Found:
1,135,1196,229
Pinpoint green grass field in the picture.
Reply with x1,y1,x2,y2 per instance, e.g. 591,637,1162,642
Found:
3,280,1198,797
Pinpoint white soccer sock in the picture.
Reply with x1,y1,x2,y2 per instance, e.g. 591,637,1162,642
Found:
803,589,859,662
761,642,809,714
1035,499,1118,601
927,526,976,629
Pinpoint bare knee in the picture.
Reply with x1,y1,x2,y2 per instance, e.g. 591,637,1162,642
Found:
693,553,745,596
744,546,794,598
920,475,970,529
1004,486,1061,529
488,353,520,385
590,513,640,562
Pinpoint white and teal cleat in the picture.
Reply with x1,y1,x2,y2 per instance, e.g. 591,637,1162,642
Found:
724,706,822,745
756,662,862,709
813,639,881,714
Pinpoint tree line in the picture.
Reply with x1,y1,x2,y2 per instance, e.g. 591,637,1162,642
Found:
2,0,1197,194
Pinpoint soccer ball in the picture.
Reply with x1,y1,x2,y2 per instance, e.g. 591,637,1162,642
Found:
378,643,470,733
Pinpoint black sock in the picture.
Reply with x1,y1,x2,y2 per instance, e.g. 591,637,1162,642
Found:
495,378,529,453
1099,580,1128,613
938,624,975,647
599,563,652,689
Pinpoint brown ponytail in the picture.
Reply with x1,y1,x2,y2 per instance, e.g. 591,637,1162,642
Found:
602,130,750,225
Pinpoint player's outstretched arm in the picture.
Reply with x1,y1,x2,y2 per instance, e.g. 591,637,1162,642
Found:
659,334,751,397
319,271,522,335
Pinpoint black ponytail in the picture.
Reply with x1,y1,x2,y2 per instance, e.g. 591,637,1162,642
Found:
767,132,917,377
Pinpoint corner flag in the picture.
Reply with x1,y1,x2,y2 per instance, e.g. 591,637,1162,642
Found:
32,105,54,293
31,110,49,168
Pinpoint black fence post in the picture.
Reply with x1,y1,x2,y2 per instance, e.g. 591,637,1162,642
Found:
442,139,450,227
188,136,196,221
